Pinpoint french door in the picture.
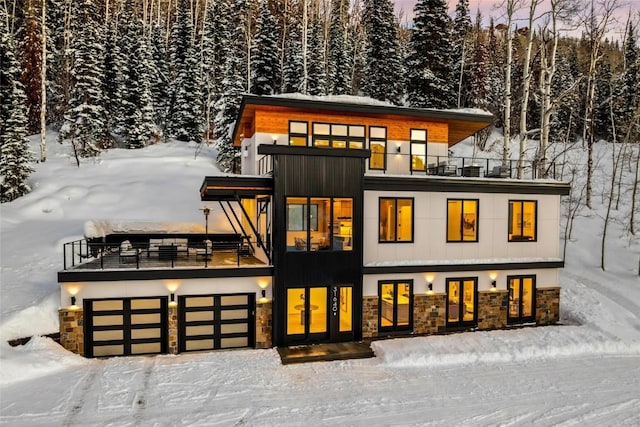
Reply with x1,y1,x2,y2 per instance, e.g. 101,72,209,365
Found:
446,278,477,328
508,276,536,324
378,281,413,333
286,285,354,344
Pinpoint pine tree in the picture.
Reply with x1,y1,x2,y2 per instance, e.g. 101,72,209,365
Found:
251,0,280,95
361,0,404,105
168,0,202,143
214,47,244,172
19,0,44,133
406,0,455,109
620,21,639,141
45,0,69,125
59,0,110,157
102,19,124,134
1,14,35,202
485,18,505,127
327,0,351,95
120,9,156,148
451,0,472,108
282,11,304,94
467,11,488,110
306,14,326,96
149,24,170,136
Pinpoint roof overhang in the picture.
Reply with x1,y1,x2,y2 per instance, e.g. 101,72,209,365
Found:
200,176,273,201
231,95,494,147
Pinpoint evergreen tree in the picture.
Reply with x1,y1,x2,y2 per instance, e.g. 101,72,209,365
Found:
102,19,124,134
467,11,488,110
451,0,472,108
406,0,455,109
45,0,69,125
361,0,404,105
1,14,35,202
214,43,244,172
168,0,202,143
149,24,170,136
251,0,280,95
120,9,155,148
485,18,505,127
620,21,639,140
19,0,44,133
550,52,580,143
59,0,109,157
202,0,232,138
306,15,326,96
327,0,351,95
282,12,304,93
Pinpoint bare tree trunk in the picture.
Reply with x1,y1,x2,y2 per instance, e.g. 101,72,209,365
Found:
632,143,639,235
502,0,520,165
40,0,47,162
517,0,539,179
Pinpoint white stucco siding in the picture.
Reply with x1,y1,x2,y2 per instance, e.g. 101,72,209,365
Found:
60,276,272,308
363,268,559,297
364,190,562,264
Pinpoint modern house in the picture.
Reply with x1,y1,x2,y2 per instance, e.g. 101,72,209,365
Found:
58,95,569,358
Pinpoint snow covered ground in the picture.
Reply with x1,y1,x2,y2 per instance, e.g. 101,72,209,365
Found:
1,136,639,425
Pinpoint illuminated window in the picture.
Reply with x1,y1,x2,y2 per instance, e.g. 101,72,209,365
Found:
312,122,365,149
378,281,413,332
289,121,308,146
379,198,413,242
446,278,477,326
508,200,537,241
447,199,479,242
287,197,353,251
410,129,427,172
508,275,535,323
369,126,387,170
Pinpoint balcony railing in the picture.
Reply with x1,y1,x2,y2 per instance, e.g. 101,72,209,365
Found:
62,238,267,271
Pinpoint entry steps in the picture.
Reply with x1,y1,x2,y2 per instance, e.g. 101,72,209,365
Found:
277,341,374,364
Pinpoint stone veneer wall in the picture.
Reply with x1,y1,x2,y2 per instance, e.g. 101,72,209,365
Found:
59,308,84,355
362,296,379,338
413,293,447,334
477,290,508,330
168,305,178,354
256,301,272,348
536,287,560,325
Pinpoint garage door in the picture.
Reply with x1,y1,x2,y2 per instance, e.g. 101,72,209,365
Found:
84,297,168,357
179,293,255,352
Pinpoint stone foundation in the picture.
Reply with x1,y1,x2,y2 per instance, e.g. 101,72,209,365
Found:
477,290,508,330
168,305,178,354
256,301,273,348
59,308,84,355
536,287,560,325
413,293,447,334
362,296,379,338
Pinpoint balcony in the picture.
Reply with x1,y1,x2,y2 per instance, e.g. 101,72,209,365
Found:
61,237,269,272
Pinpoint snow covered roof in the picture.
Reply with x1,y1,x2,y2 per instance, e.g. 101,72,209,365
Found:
84,220,205,239
232,94,494,147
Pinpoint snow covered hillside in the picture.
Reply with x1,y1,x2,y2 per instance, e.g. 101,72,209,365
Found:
1,137,639,425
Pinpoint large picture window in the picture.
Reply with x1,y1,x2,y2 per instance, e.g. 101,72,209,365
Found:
379,198,413,242
289,121,308,146
508,275,536,324
312,122,365,149
410,129,427,172
447,199,479,242
508,200,537,241
286,197,353,251
378,281,413,332
369,126,387,170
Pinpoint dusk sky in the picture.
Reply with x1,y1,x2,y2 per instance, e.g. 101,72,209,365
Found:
393,0,640,35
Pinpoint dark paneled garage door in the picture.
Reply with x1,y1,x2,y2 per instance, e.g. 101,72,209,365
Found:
84,297,168,357
178,293,255,352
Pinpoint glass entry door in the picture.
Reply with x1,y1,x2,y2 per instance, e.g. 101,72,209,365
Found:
378,281,413,333
508,276,535,324
447,278,477,327
287,287,328,341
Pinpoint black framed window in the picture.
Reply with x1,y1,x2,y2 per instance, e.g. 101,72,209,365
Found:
312,122,366,149
369,126,387,170
446,277,477,327
289,121,308,146
447,199,479,242
410,129,427,172
507,275,536,324
378,280,413,333
286,197,353,251
508,200,537,241
379,198,413,242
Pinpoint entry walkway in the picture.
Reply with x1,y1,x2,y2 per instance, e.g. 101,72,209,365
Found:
277,341,375,364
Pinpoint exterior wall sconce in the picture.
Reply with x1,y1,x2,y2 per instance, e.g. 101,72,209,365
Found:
71,296,76,306
261,289,266,298
396,145,401,153
69,296,79,310
428,283,433,292
169,293,177,307
491,281,497,290
273,138,277,145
